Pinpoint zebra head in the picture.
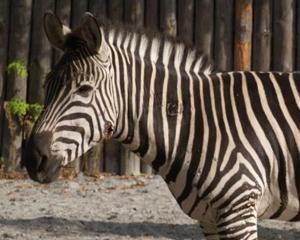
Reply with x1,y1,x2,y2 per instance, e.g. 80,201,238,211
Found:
23,12,115,183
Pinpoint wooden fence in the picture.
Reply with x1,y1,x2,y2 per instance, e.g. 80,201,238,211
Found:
0,0,299,175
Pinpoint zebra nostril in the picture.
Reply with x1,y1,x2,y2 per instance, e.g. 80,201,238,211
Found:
38,155,48,172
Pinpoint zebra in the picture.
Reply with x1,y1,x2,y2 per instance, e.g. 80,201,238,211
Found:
22,12,300,240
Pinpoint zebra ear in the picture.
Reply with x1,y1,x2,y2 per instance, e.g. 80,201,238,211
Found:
78,12,102,52
44,12,71,51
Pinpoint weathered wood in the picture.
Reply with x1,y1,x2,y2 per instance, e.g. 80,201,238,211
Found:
177,0,194,44
28,0,55,104
71,0,89,28
3,0,32,171
88,0,107,18
53,0,71,63
214,0,233,71
273,0,294,71
160,0,177,37
104,140,120,174
104,0,124,175
124,0,152,175
297,0,300,70
108,0,124,22
71,0,89,174
0,0,10,159
234,0,253,70
252,0,272,71
145,0,159,31
194,0,214,59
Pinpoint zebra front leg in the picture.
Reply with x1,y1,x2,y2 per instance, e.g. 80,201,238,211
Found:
199,221,219,240
216,207,258,240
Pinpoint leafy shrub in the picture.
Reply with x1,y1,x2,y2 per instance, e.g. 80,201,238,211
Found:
7,59,28,79
6,98,29,118
27,103,43,122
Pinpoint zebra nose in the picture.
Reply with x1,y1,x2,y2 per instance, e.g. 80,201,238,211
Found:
24,131,61,183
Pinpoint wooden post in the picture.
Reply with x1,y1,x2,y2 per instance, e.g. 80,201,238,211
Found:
272,0,294,71
87,0,108,175
108,0,124,22
71,0,89,28
123,0,152,175
0,0,10,160
145,0,159,31
214,0,234,71
194,0,214,59
234,0,253,71
3,0,32,171
70,0,89,174
104,0,124,175
28,0,55,104
252,0,272,71
160,0,177,37
53,0,71,63
89,0,107,18
177,0,194,44
297,0,300,70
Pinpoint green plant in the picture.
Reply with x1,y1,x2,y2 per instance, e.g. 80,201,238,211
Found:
7,59,28,79
27,103,43,122
6,98,29,118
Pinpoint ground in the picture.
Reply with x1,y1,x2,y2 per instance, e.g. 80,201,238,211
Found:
0,174,299,240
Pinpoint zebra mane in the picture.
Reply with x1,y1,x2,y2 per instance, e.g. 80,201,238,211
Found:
96,17,213,74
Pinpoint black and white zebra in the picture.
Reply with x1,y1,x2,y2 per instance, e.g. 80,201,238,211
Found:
23,12,300,240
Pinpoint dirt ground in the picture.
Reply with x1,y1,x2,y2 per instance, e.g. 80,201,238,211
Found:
0,174,299,240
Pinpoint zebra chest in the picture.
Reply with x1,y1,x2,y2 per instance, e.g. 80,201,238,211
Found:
166,177,217,223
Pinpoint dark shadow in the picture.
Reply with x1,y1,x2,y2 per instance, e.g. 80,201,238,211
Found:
258,225,300,240
0,217,203,240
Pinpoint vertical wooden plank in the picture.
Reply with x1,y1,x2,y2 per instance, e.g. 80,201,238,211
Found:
252,0,272,71
194,0,214,59
0,0,10,160
104,140,121,174
145,0,159,31
3,0,32,171
28,0,55,104
234,0,253,70
88,0,107,18
87,0,107,175
273,0,294,71
123,0,152,175
160,0,177,37
53,0,71,63
105,0,124,174
108,0,123,22
177,0,194,44
70,0,89,174
214,0,234,71
297,0,300,70
71,0,89,28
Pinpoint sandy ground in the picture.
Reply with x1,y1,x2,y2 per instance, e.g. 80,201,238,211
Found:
0,174,299,240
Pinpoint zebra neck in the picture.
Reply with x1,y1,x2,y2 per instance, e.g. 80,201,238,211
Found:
103,24,212,179
107,34,206,177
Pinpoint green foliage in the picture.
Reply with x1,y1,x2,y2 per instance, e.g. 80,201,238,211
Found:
0,157,4,166
27,103,43,122
7,59,28,79
7,98,29,118
6,98,43,122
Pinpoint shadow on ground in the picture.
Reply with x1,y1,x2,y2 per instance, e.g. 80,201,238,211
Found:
1,217,300,240
0,217,203,239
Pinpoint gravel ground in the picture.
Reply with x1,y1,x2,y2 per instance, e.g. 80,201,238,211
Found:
0,174,299,240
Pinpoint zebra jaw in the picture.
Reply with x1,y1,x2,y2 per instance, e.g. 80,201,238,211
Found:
103,121,114,139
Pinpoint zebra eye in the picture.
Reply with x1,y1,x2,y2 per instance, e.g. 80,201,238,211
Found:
76,85,94,97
